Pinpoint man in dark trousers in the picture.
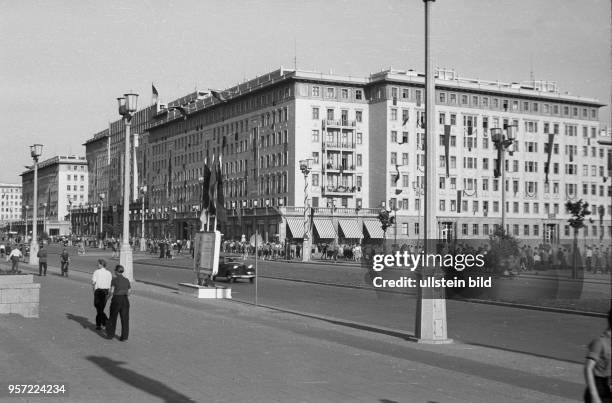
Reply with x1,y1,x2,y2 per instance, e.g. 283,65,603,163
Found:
91,259,112,330
106,265,131,341
60,248,70,276
37,243,48,276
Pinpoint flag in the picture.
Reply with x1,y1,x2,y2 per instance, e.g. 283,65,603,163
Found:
402,116,409,126
152,83,159,105
201,157,211,211
208,154,217,215
494,139,503,178
457,190,462,213
216,155,226,224
417,114,426,129
210,90,227,103
393,164,400,185
166,151,172,200
568,145,574,162
444,125,451,178
544,133,555,184
599,205,605,225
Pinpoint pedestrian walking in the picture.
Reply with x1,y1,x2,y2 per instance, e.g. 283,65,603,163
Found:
91,259,112,331
37,244,48,276
583,310,611,403
60,248,70,276
8,246,22,273
106,265,131,341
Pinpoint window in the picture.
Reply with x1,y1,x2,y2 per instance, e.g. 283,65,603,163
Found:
439,200,446,211
326,87,335,98
356,132,363,144
311,130,319,142
390,108,397,121
355,89,363,100
312,107,319,119
356,154,362,167
312,174,319,187
341,88,348,99
356,176,362,188
390,152,397,165
312,86,320,96
326,109,334,120
390,131,397,143
356,111,363,122
312,152,319,164
473,224,479,236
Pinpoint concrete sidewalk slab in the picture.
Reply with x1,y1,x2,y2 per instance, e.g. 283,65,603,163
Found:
0,262,587,402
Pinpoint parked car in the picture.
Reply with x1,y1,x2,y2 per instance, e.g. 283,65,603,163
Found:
213,257,255,283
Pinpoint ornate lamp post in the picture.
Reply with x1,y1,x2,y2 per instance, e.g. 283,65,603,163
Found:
299,158,313,262
29,143,43,265
117,92,138,283
140,186,147,251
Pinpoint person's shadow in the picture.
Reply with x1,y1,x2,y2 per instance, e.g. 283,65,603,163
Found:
85,356,196,402
65,313,110,339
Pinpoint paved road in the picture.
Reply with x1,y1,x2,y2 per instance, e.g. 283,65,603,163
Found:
32,244,609,364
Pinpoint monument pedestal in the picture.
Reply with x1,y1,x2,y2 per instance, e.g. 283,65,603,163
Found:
178,283,232,299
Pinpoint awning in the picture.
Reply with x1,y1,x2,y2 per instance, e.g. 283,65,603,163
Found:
363,220,384,239
313,218,336,239
286,218,305,238
338,219,363,239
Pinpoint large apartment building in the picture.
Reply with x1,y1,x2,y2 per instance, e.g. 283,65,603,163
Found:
19,155,89,236
0,183,22,230
80,67,611,246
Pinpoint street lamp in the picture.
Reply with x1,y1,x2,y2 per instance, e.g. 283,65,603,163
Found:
98,193,105,248
139,186,147,251
117,92,138,283
29,143,43,265
299,158,313,262
491,124,517,235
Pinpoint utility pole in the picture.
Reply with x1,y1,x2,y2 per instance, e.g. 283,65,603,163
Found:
415,0,450,343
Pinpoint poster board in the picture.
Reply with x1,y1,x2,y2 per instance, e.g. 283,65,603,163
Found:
194,231,221,278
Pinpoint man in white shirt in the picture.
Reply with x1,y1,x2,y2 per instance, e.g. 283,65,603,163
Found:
91,259,112,330
8,246,23,273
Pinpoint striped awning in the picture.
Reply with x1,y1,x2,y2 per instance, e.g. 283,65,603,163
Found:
363,219,384,239
286,218,305,238
313,218,336,239
338,219,363,239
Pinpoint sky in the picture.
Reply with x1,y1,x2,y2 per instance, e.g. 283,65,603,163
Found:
1,0,610,183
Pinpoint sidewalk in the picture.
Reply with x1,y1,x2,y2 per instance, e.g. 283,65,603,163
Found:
0,261,587,402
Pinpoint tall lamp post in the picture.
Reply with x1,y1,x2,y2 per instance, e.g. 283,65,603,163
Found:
491,124,516,235
98,193,105,248
299,158,313,262
117,92,139,283
415,0,449,343
29,144,43,265
139,186,147,251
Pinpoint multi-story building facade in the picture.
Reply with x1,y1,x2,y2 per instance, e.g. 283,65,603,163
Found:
19,155,89,236
81,67,611,247
0,183,22,231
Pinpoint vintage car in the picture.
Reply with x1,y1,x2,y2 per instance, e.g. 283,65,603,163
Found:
213,256,256,283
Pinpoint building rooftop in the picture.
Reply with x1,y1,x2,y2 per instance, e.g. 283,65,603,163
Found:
21,155,87,176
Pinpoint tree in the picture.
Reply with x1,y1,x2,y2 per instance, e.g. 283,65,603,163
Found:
378,209,394,252
486,226,520,276
566,199,591,279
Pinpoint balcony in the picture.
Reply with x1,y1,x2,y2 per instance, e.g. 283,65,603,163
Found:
281,206,380,216
324,141,356,150
324,163,356,173
323,185,358,196
323,119,357,129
